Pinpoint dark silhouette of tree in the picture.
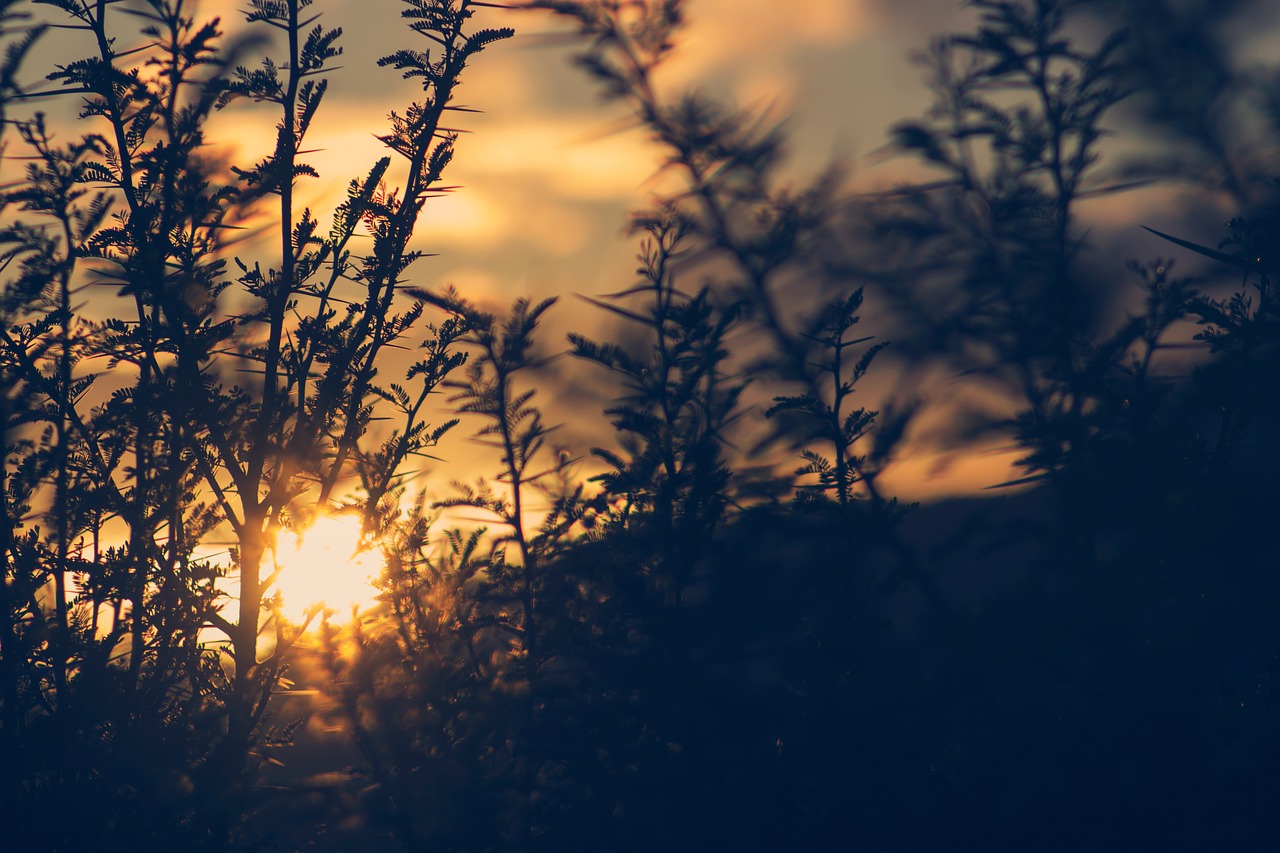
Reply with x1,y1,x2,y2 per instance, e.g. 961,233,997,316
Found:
1,0,508,845
838,2,1280,848
4,0,1280,850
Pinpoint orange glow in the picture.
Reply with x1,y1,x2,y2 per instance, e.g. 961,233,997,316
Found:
878,443,1033,502
272,515,383,624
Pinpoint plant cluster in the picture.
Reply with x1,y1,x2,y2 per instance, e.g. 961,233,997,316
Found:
1,0,1278,850
0,0,508,845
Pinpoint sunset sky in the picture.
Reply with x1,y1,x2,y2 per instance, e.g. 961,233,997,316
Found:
7,0,1082,499
228,0,947,301
14,0,1238,499
278,0,1015,498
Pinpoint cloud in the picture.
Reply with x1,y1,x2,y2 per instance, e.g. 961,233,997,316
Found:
649,0,870,105
671,0,867,69
456,118,660,200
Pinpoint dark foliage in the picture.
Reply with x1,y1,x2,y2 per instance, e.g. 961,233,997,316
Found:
3,0,1280,851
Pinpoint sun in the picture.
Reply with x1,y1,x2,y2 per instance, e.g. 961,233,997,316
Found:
271,514,384,624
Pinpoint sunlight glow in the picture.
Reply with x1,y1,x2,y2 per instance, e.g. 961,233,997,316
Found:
272,515,383,624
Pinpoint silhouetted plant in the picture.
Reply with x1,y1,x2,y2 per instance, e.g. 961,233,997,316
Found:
1144,212,1280,481
1083,0,1280,209
837,5,1280,847
864,0,1168,576
876,0,1273,550
767,287,888,509
5,0,1280,850
313,289,593,849
531,0,897,515
876,0,1128,410
428,292,576,664
429,290,594,847
1,0,509,844
314,506,513,850
0,40,232,841
569,209,741,578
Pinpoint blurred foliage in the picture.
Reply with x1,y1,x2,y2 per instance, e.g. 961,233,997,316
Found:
2,0,1280,850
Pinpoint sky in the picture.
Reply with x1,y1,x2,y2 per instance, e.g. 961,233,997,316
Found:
248,0,942,300
5,0,1063,500
270,0,1018,499
13,0,1224,501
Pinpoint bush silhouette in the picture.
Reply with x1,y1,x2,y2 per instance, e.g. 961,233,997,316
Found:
3,0,1280,851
